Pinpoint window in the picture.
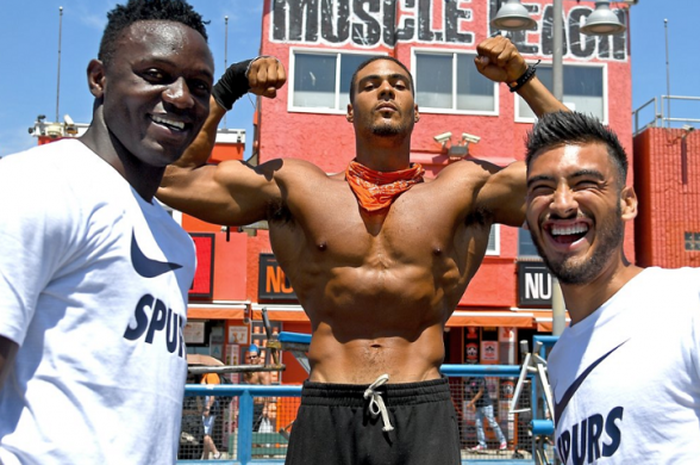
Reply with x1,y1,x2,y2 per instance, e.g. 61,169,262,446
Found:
518,228,539,258
290,50,383,113
685,232,700,251
486,225,500,256
516,63,606,122
414,51,497,114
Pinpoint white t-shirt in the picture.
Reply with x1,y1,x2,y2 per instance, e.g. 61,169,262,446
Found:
548,267,700,464
0,139,195,465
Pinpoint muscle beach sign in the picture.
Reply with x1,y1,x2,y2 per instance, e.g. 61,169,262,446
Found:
270,0,627,61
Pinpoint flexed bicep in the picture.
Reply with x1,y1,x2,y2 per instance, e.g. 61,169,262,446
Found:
158,157,283,226
476,160,527,227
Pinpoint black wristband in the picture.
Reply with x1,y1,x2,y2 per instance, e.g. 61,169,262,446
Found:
211,59,253,110
508,60,541,93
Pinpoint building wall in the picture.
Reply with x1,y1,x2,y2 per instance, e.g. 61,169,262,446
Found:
634,127,700,268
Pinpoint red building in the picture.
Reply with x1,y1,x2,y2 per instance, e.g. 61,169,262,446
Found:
634,125,700,268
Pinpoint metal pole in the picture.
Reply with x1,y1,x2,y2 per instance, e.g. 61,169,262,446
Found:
223,15,229,129
551,278,566,335
552,0,563,101
55,6,63,123
664,18,671,129
551,0,566,336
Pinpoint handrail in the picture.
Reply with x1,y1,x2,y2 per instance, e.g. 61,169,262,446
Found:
633,95,700,134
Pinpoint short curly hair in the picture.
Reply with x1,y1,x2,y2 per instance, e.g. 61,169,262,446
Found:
98,0,209,66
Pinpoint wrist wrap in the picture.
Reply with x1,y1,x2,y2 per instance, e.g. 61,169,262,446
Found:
212,59,253,110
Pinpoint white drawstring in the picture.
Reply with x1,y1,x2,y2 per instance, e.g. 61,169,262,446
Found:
363,374,394,432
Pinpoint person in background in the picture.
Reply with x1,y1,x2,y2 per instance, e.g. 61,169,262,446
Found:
0,0,212,463
242,344,272,432
524,111,700,463
466,376,507,452
200,371,222,460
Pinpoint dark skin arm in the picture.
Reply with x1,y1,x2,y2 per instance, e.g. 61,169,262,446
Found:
157,57,287,225
0,336,19,390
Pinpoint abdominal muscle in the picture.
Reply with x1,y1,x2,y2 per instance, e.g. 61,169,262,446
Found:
299,264,458,385
306,322,446,384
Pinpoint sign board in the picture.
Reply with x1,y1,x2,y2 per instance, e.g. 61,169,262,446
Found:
228,324,250,345
184,321,205,344
481,340,499,362
258,253,297,301
518,261,554,308
189,233,215,298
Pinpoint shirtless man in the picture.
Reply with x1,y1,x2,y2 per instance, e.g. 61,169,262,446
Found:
241,345,272,431
159,36,566,464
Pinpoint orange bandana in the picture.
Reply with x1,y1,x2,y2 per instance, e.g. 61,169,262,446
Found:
345,160,425,212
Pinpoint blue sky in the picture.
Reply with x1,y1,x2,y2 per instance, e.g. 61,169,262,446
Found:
0,0,697,159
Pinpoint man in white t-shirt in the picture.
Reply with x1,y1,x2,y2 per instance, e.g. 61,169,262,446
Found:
523,111,700,464
0,1,280,464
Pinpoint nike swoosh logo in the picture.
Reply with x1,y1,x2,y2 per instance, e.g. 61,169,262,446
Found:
554,339,630,425
131,231,182,278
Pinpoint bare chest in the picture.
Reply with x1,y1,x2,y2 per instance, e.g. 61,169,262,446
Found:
269,181,490,294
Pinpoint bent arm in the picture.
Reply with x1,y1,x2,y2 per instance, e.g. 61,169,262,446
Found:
515,75,568,117
158,57,287,226
475,36,568,117
159,94,286,226
0,336,19,390
159,123,283,226
468,159,527,227
468,387,484,407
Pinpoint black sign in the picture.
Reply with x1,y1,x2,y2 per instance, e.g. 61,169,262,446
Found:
258,253,298,301
517,261,553,308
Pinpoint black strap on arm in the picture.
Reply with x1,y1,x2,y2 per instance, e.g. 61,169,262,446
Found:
211,59,254,110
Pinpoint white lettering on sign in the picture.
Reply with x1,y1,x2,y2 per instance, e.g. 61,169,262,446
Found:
270,0,627,61
525,272,552,300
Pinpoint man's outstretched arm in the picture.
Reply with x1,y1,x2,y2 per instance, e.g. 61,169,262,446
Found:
158,57,287,226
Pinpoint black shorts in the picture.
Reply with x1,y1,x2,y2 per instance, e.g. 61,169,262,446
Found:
285,377,461,465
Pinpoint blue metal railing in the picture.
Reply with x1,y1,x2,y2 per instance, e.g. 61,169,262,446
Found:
183,384,300,464
180,334,559,464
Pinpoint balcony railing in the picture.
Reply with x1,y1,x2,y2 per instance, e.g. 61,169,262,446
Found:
633,95,700,135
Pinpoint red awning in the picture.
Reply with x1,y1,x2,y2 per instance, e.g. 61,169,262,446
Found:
446,311,535,328
187,304,246,320
251,309,309,322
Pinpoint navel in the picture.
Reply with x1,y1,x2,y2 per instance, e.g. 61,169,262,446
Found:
316,241,328,251
433,247,443,256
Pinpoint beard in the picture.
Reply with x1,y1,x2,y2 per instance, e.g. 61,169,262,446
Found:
368,112,413,137
372,123,403,136
531,204,625,285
